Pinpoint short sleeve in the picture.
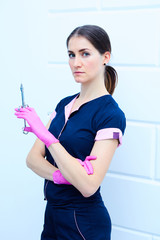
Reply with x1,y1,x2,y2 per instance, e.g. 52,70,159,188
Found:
95,108,126,147
49,99,63,120
50,110,57,120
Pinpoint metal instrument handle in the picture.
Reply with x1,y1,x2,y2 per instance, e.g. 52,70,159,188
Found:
20,83,28,134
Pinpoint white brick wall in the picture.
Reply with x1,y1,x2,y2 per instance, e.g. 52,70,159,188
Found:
157,127,160,180
110,122,156,179
1,0,160,239
46,0,160,239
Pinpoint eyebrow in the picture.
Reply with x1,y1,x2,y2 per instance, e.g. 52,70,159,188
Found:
68,48,90,53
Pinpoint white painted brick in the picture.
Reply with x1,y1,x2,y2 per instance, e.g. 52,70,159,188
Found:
46,64,80,102
112,226,152,240
101,175,160,235
47,0,98,11
153,237,160,240
114,68,160,122
102,0,160,9
109,122,156,179
156,126,160,180
48,9,160,66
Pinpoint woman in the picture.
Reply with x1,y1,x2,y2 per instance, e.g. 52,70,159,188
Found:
15,25,126,240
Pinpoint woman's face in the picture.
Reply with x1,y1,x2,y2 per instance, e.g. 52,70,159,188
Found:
68,36,109,84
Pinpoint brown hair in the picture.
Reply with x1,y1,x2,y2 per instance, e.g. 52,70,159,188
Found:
66,25,118,95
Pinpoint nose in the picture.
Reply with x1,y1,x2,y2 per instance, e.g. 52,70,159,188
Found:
73,56,82,68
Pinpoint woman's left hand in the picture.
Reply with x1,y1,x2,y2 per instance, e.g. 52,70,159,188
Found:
14,107,59,147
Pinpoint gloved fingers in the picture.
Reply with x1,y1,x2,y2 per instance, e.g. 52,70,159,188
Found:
25,106,35,112
14,107,38,121
76,159,83,165
14,111,29,119
85,156,97,161
76,158,94,175
83,160,94,174
24,127,32,132
14,107,31,113
53,170,71,185
15,106,35,113
76,156,96,163
14,113,33,126
15,112,26,119
15,108,22,112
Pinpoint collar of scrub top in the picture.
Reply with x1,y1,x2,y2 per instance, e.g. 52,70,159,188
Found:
64,94,80,124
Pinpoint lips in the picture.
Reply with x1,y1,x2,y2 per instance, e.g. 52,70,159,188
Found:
74,71,84,74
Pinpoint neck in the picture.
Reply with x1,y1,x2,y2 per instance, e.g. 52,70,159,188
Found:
78,78,109,102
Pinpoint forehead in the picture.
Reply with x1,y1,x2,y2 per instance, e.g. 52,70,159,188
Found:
68,36,95,51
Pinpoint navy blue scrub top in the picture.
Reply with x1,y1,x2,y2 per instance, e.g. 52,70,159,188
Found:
44,93,126,205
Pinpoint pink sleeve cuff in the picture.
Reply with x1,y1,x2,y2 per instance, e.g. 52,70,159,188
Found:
50,110,57,120
95,128,122,147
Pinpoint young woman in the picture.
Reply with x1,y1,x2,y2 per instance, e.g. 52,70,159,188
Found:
15,25,126,240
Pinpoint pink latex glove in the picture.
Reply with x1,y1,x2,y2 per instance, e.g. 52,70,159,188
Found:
77,156,97,175
53,170,71,185
15,107,59,147
53,156,97,185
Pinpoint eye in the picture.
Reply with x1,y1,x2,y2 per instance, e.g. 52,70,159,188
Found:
82,52,90,57
68,53,75,58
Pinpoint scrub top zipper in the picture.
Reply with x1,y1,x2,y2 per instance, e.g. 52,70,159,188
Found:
44,95,78,200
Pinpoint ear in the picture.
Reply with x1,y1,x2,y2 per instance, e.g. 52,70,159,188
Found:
103,51,111,65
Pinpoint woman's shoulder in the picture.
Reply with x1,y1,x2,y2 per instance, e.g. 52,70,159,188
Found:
94,95,126,134
99,95,125,116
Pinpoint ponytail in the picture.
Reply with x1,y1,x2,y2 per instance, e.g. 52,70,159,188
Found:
66,25,118,94
104,65,118,95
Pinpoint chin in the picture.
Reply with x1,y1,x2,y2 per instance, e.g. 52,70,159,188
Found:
73,74,92,84
74,77,86,83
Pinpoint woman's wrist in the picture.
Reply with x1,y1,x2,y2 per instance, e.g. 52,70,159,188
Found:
44,130,59,148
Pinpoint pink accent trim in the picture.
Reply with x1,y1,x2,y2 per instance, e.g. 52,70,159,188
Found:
50,110,57,120
74,210,86,240
64,94,79,123
95,128,122,147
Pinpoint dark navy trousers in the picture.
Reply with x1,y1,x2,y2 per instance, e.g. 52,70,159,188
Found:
41,201,111,240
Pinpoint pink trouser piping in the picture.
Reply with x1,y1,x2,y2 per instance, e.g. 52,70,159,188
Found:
74,210,86,240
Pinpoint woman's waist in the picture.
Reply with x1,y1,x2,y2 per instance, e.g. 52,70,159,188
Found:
44,180,102,206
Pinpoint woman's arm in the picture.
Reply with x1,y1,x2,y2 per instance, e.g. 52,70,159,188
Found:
26,120,58,181
48,138,118,197
15,107,118,196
